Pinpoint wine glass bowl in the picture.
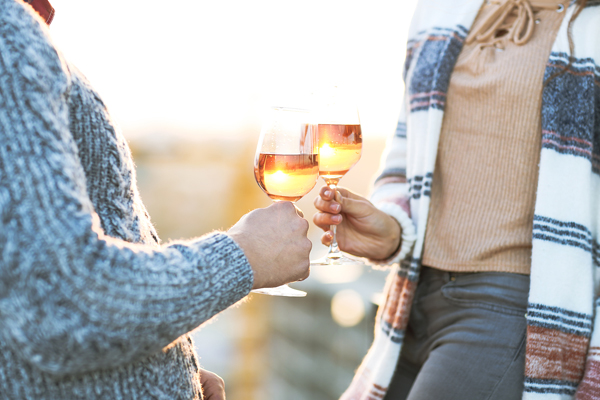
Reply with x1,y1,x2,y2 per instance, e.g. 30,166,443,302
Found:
254,107,319,202
254,153,319,202
252,107,318,297
318,123,362,187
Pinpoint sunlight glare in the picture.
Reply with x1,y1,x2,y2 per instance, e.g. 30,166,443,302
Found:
271,170,288,183
331,289,365,328
320,143,335,158
48,0,419,139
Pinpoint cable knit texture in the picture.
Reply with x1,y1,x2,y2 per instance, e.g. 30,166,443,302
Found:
0,1,254,398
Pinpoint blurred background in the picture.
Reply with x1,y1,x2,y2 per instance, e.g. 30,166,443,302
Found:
48,0,418,398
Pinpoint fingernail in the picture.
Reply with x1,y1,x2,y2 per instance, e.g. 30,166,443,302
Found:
331,203,341,212
324,190,331,197
332,215,342,223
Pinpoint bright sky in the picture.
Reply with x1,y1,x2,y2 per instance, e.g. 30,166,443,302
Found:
48,0,418,140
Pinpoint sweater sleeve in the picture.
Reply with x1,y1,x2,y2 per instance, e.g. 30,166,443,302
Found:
0,3,253,377
368,89,416,265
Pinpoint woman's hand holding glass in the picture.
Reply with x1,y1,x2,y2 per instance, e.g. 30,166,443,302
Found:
313,186,402,261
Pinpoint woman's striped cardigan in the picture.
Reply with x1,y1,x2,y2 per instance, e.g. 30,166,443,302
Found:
341,1,600,399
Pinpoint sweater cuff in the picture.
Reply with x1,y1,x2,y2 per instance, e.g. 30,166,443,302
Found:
370,202,417,266
188,232,254,301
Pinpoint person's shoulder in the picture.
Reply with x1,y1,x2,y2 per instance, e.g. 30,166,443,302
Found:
0,0,70,98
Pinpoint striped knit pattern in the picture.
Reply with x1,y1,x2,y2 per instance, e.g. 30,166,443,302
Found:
0,1,254,398
341,1,600,399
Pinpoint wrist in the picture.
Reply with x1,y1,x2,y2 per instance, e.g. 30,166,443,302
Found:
383,215,402,260
227,231,260,289
372,202,417,264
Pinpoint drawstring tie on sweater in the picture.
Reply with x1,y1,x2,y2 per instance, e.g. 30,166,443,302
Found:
466,0,565,48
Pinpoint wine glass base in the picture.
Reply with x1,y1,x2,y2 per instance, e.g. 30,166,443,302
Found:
310,252,364,266
251,284,307,297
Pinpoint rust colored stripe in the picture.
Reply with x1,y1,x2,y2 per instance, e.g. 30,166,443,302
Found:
381,274,417,331
525,325,588,382
575,359,600,400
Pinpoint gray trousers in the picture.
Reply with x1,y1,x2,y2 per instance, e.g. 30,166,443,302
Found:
383,266,530,400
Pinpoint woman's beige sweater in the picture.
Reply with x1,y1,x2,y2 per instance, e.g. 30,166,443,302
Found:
422,0,566,273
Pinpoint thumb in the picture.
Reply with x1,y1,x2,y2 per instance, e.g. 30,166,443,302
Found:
335,190,373,218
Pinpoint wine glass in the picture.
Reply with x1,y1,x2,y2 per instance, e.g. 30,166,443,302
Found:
311,87,363,266
252,106,319,297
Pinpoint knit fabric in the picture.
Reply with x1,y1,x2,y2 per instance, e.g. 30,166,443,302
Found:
0,1,254,399
422,0,565,274
344,0,600,399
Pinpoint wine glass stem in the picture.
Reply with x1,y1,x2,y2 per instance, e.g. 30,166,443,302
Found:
328,183,342,257
330,224,341,254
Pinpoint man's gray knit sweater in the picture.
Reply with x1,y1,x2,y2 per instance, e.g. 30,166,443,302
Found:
0,1,255,398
